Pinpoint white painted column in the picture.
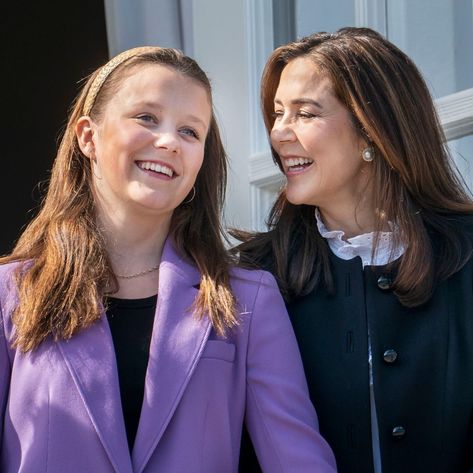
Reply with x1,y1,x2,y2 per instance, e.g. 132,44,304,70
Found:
192,0,254,230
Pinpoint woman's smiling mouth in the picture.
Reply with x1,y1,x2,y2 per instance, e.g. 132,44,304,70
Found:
284,157,314,173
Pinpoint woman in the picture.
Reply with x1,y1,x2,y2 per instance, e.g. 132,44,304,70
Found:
0,47,336,472
237,27,473,473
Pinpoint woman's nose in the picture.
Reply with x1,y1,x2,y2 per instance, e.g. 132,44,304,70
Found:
270,119,296,144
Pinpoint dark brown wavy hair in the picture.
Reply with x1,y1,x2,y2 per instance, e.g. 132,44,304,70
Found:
2,47,237,351
234,27,473,305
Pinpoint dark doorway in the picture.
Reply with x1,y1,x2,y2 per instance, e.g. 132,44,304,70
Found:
1,1,109,254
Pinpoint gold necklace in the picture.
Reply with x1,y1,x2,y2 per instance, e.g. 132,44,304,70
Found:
115,265,160,279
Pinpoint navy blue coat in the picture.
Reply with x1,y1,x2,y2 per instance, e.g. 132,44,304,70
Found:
240,221,473,473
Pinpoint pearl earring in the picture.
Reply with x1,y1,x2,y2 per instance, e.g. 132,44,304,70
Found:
362,147,375,162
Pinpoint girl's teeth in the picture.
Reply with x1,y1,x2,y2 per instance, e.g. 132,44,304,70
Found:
139,162,173,177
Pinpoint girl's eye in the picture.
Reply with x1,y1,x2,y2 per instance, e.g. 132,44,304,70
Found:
136,114,156,123
180,127,199,139
272,110,284,120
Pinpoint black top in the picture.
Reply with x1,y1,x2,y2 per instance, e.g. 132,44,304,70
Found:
106,294,157,450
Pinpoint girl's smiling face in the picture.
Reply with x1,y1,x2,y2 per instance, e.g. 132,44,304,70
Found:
78,63,211,224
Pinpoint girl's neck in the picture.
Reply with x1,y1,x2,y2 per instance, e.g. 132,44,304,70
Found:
96,207,171,299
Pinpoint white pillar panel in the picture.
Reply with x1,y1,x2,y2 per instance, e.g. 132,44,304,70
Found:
192,0,254,230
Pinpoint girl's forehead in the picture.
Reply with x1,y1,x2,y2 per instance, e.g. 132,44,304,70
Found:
116,64,182,90
112,64,209,103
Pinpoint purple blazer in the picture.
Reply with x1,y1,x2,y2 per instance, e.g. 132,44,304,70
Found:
0,240,336,472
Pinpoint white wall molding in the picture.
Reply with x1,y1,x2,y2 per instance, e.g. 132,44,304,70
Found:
250,180,284,231
249,151,283,231
249,151,279,184
436,87,473,141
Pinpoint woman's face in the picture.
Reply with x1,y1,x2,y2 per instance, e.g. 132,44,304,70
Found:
270,57,372,212
80,64,211,223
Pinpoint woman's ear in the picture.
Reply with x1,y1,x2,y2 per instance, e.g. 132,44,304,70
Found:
76,116,96,159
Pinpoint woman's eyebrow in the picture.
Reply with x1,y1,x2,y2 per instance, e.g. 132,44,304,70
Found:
274,97,324,109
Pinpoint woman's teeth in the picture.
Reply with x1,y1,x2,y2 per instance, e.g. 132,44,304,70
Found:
286,157,313,169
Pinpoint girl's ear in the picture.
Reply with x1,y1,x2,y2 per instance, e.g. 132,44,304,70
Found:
76,116,97,159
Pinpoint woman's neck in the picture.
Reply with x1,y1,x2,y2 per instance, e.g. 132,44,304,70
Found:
318,204,383,240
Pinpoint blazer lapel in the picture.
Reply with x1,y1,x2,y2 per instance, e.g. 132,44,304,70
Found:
132,240,211,473
58,316,133,473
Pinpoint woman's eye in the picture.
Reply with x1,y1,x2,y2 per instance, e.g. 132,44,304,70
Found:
180,127,199,139
272,110,284,120
297,111,316,119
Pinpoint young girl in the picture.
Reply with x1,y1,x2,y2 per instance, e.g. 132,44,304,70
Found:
0,47,336,473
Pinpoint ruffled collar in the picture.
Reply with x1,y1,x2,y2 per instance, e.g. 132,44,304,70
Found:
315,209,405,267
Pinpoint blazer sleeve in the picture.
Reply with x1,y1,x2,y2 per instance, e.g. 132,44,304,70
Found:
244,271,337,473
0,295,11,448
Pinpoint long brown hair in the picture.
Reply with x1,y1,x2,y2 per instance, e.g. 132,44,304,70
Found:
235,27,473,304
2,47,237,351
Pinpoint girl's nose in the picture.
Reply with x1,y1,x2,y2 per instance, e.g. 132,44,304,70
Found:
153,131,180,153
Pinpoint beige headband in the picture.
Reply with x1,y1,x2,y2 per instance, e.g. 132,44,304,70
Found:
82,46,160,116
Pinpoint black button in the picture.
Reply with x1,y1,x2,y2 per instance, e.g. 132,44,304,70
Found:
383,349,398,363
377,275,392,290
392,426,406,438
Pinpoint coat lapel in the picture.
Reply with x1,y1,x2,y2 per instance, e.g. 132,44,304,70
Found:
58,316,133,473
132,239,211,473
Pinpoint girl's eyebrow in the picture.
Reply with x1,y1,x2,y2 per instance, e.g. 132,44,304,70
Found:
135,100,208,129
185,114,209,129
